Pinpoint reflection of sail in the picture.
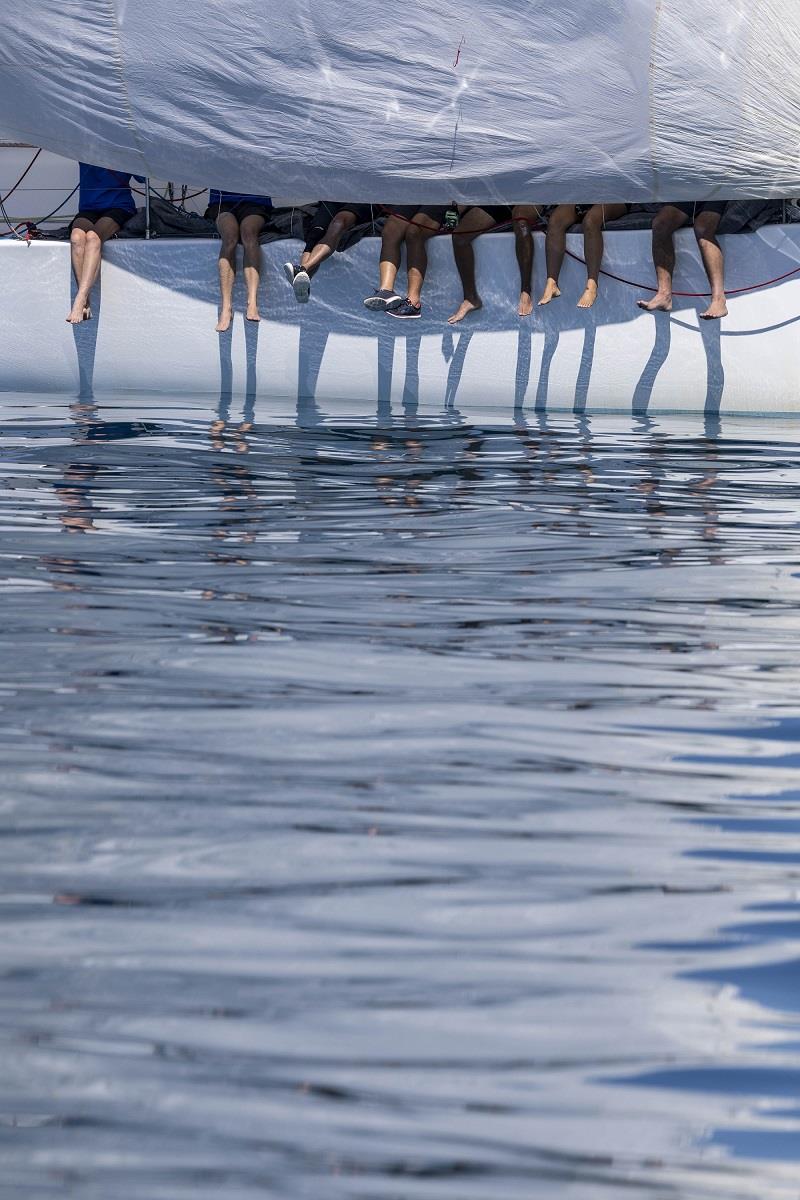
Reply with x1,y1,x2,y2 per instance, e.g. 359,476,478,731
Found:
1,2,798,199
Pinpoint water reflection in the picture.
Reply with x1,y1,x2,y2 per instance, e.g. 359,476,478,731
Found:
2,397,800,1198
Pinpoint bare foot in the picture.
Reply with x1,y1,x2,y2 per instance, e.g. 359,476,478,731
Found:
577,281,598,309
246,303,260,322
216,308,233,332
637,293,672,312
447,298,482,325
700,296,728,320
518,291,533,317
538,279,561,305
66,298,88,324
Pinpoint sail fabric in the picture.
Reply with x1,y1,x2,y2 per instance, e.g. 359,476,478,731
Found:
0,0,797,202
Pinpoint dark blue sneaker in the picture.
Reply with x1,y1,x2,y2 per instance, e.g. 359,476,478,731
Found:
363,288,403,311
387,299,422,319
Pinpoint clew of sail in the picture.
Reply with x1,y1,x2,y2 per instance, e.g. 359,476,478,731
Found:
0,0,797,202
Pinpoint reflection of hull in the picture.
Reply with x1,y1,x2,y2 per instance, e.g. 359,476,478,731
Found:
2,228,799,413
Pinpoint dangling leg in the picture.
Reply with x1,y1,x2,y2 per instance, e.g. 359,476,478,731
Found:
300,211,357,277
578,203,628,308
66,216,119,324
694,212,727,319
448,206,495,324
539,205,576,304
637,205,687,312
240,213,266,321
512,205,541,316
215,211,239,331
398,213,440,314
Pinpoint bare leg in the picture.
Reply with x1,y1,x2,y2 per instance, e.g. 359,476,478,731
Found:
578,203,628,308
377,215,408,292
513,205,541,316
540,205,576,304
240,213,266,321
215,211,239,332
66,216,119,324
300,212,357,277
694,213,728,319
405,214,440,307
638,205,687,312
448,207,495,324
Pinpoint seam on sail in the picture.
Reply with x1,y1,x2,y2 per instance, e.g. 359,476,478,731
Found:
102,0,149,177
647,0,664,202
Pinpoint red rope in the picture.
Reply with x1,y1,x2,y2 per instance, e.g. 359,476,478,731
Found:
563,246,800,297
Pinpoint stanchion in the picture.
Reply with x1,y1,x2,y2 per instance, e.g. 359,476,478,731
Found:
145,177,151,240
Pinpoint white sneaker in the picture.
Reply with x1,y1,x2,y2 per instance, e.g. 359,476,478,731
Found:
292,268,311,304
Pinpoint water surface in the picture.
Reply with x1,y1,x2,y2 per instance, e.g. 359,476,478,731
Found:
3,395,800,1198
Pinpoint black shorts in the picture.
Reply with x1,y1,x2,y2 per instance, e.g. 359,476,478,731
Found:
303,202,376,252
378,204,422,222
204,200,271,223
71,208,132,230
573,202,632,221
669,201,728,220
463,204,513,226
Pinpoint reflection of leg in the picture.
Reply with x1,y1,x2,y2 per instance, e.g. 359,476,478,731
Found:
638,206,685,312
240,214,266,321
699,315,724,414
514,321,532,408
694,214,727,319
580,203,627,308
540,205,575,304
449,208,493,324
215,212,239,332
632,317,672,416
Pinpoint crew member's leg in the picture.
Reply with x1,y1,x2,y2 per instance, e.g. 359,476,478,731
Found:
239,213,266,322
215,211,240,332
512,205,541,316
377,215,407,293
300,209,358,277
637,205,688,312
694,209,727,320
66,216,121,324
539,205,577,304
448,207,497,324
579,203,628,308
388,212,440,317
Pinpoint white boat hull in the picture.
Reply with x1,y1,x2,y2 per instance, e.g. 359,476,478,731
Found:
1,228,799,414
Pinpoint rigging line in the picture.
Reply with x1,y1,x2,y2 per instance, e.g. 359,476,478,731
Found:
0,183,80,237
0,148,42,203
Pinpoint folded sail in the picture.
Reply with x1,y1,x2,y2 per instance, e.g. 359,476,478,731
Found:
0,0,797,201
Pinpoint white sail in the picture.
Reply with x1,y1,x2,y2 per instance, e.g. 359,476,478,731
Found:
0,0,798,202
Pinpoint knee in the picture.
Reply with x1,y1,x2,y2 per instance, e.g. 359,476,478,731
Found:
693,217,717,242
581,210,603,233
220,236,238,254
84,230,101,248
328,216,349,240
241,233,260,253
651,214,675,241
70,228,86,246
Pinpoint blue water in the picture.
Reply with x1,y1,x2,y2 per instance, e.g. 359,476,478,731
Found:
3,395,800,1199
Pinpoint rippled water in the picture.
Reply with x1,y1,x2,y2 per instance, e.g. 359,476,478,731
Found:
3,394,800,1198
